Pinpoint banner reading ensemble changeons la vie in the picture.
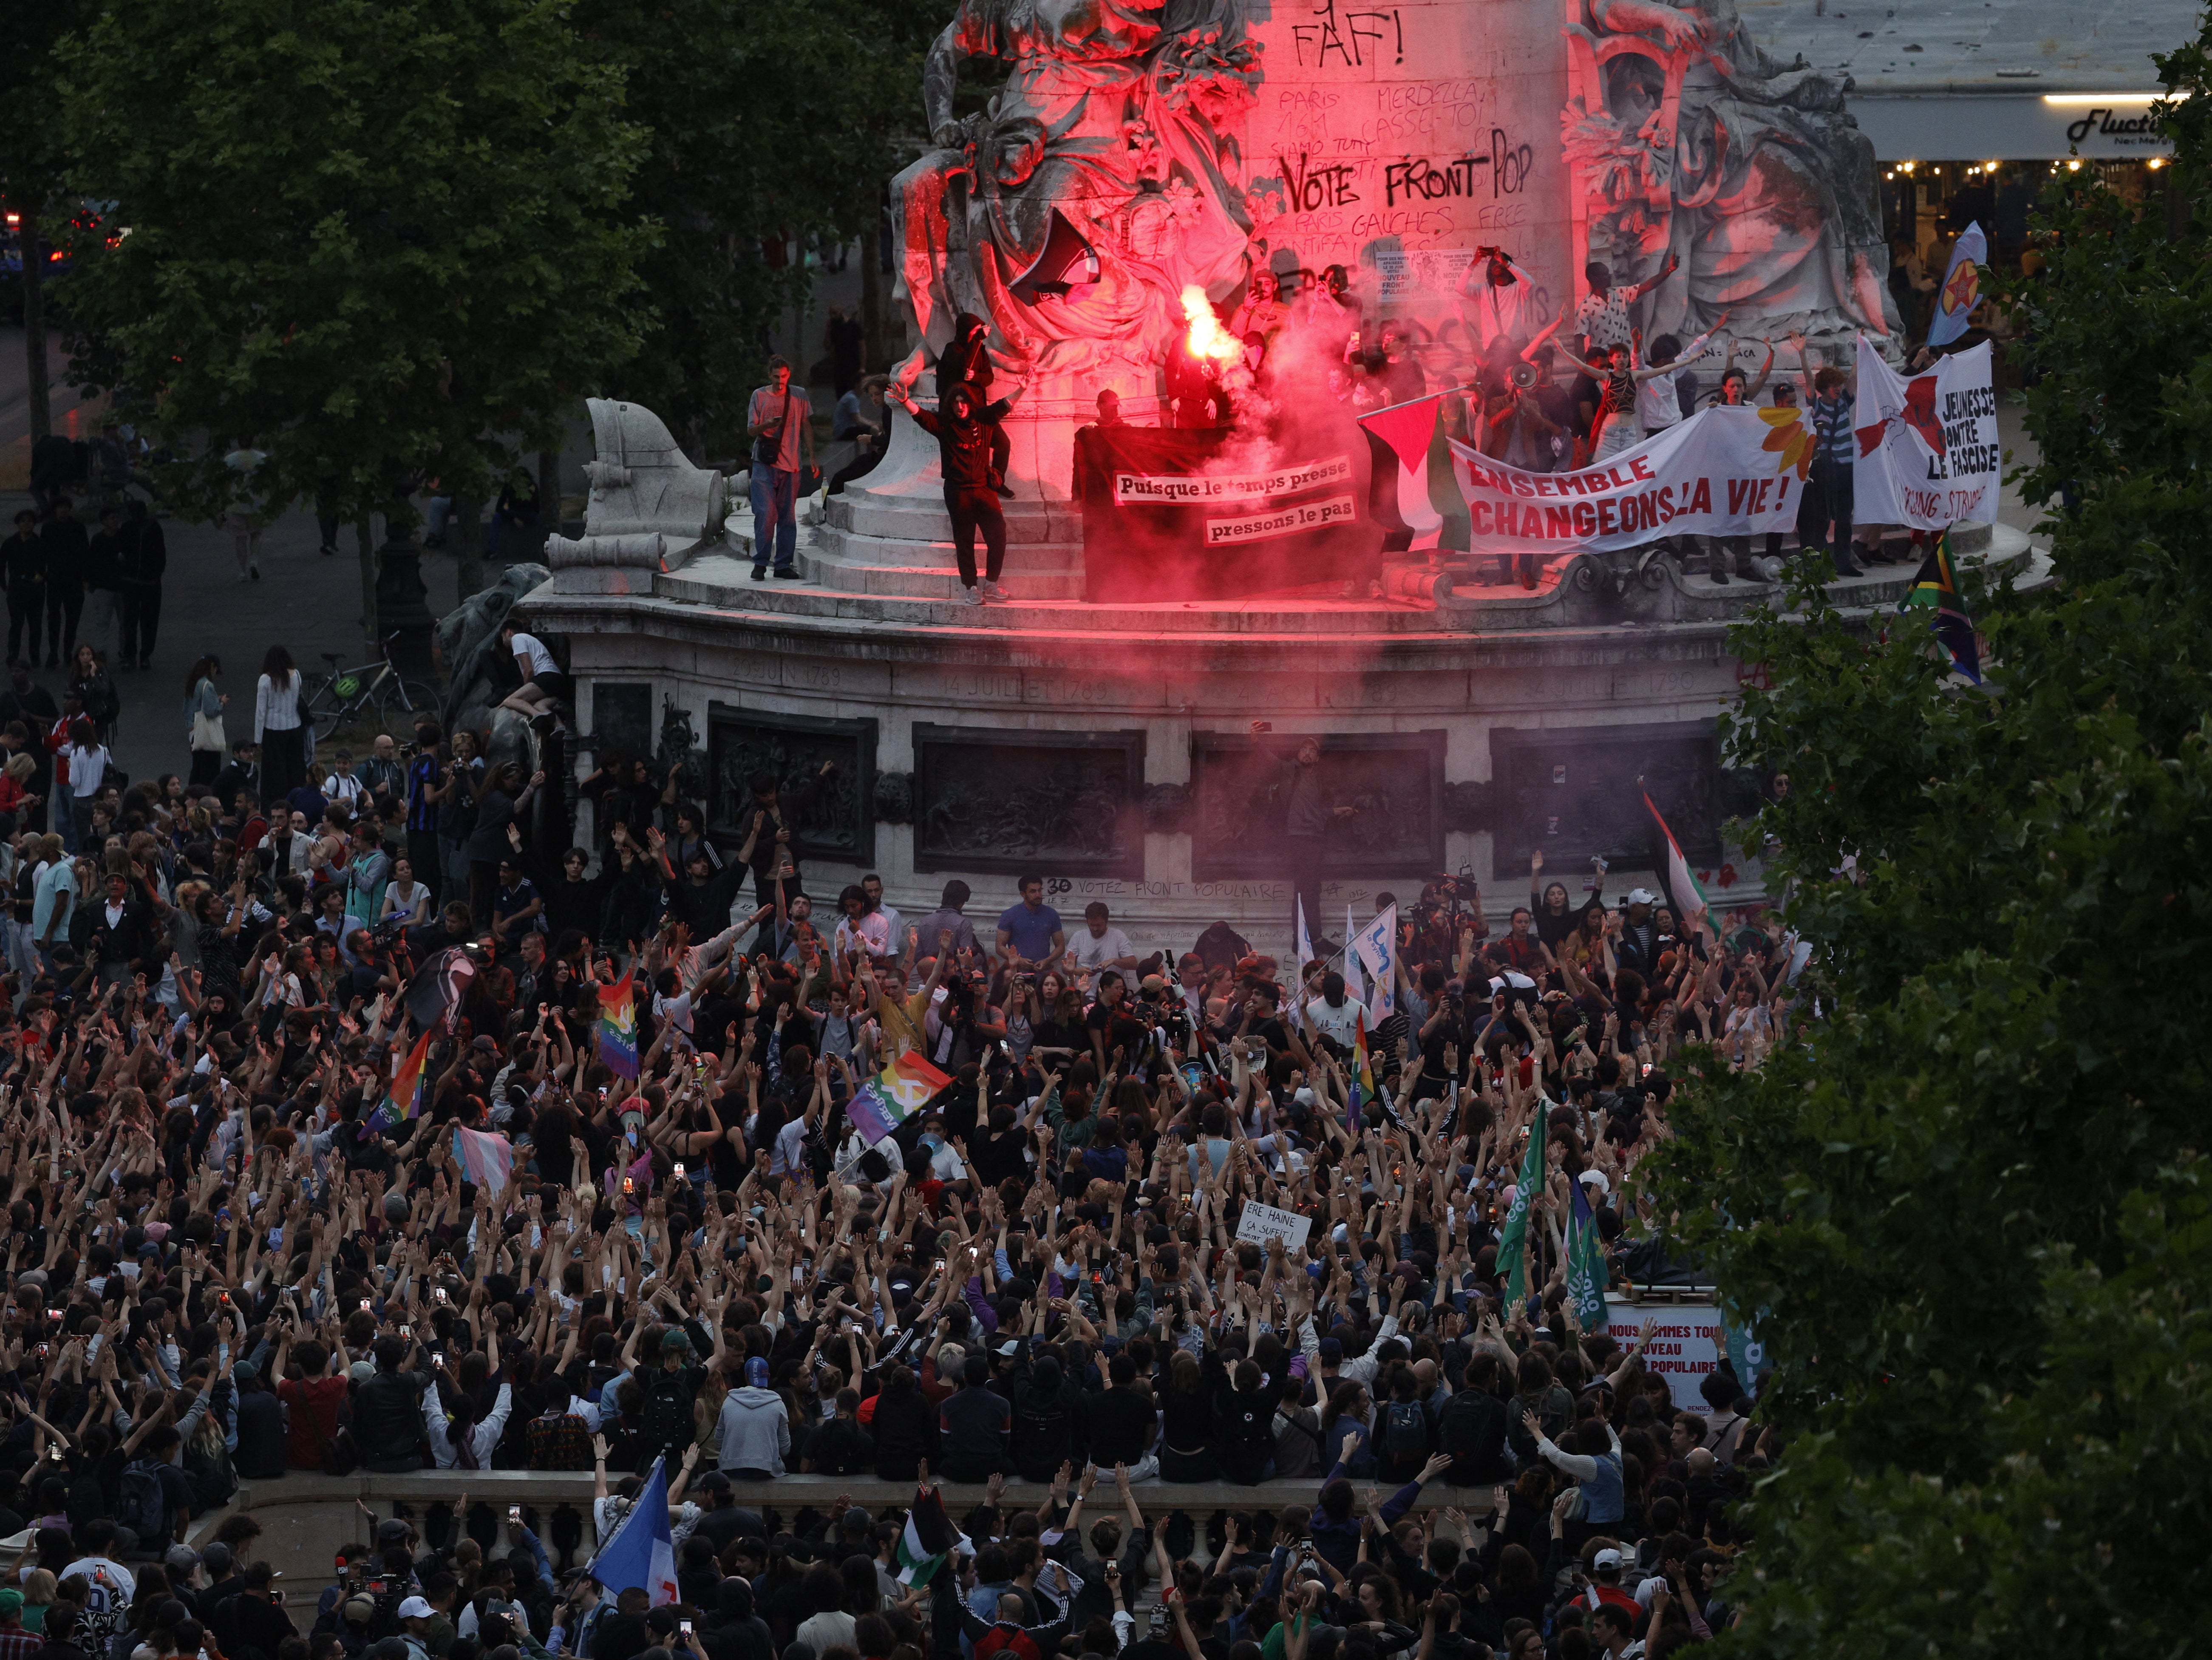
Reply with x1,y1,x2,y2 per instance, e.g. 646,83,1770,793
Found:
1448,404,1813,556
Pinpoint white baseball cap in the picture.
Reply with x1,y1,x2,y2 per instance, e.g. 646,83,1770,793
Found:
1626,888,1658,906
398,1598,436,1620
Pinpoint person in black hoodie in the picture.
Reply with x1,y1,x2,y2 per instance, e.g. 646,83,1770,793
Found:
887,378,1024,606
936,312,1013,496
119,500,166,671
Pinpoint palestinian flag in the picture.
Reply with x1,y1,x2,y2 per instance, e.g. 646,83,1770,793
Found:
1643,789,1709,932
896,1486,962,1586
1901,529,1983,685
1359,393,1455,550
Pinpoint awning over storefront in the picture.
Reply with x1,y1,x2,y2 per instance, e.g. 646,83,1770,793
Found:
1852,93,2175,160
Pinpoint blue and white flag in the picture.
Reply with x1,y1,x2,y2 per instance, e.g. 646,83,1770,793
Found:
588,1454,678,1605
1351,904,1397,1024
1294,893,1314,972
1343,905,1365,1008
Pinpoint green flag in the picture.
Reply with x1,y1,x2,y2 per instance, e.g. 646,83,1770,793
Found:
1566,1173,1610,1329
1498,1118,1546,1307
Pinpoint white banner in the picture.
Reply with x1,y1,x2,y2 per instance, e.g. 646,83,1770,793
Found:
1203,493,1357,546
1852,335,2001,530
1448,405,1805,555
1112,454,1354,506
1235,1201,1314,1252
1607,1297,1725,1410
1351,903,1397,1024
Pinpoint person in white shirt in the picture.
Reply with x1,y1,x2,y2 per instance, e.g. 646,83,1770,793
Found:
425,1376,515,1468
496,621,572,730
1303,970,1363,1050
62,719,109,850
1067,901,1138,987
1633,317,1728,436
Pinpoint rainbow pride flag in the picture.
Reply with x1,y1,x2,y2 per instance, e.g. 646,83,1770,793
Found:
357,1027,432,1141
1348,1010,1373,1140
846,1050,954,1148
598,973,639,1080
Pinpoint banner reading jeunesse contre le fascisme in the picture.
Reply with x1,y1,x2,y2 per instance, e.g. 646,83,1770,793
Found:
1852,335,2001,531
1448,405,1809,555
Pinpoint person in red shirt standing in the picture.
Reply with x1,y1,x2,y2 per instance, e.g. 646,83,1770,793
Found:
276,1340,348,1470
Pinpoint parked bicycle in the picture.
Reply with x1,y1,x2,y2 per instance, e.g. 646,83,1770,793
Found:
300,633,440,729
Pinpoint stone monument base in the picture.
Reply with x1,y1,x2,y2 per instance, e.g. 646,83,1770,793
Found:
530,495,2042,958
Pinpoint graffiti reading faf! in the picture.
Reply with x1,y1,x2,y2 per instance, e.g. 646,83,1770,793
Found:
1292,0,1404,68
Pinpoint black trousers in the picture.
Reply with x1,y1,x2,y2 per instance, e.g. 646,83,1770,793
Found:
408,827,444,903
261,725,306,805
6,587,40,665
44,582,82,663
1802,458,1854,559
122,584,160,663
944,484,1006,586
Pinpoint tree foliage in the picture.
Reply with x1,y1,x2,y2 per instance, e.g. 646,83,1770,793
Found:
1646,18,2212,1658
574,0,941,454
56,0,648,530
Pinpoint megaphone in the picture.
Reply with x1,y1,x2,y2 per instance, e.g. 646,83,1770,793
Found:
1009,208,1102,303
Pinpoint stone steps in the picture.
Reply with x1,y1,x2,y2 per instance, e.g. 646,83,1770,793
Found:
661,553,1455,635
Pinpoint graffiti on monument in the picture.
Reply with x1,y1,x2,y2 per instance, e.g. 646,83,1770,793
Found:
912,726,1147,877
1190,731,1445,879
706,705,877,865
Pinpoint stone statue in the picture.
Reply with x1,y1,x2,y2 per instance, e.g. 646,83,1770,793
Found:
545,397,726,591
1561,0,1900,347
892,0,1265,398
437,563,552,776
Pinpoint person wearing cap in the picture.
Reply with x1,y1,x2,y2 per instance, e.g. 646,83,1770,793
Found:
392,1596,438,1660
1613,888,1662,980
0,1588,39,1660
715,1355,790,1479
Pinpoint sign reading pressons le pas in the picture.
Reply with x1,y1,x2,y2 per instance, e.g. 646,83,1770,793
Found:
1852,335,2002,531
1235,1201,1314,1252
1447,405,1808,555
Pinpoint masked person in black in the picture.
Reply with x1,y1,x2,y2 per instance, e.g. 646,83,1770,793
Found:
887,377,1024,606
935,311,1013,497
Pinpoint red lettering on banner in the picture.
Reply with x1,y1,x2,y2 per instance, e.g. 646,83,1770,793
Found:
1572,501,1597,536
1688,477,1713,514
1599,499,1619,535
1727,479,1751,515
1631,455,1656,481
1606,465,1632,489
1775,475,1792,507
1545,505,1572,538
1470,501,1491,534
1660,484,1676,518
1754,478,1773,513
1515,472,1535,497
1651,489,1671,525
1533,475,1555,498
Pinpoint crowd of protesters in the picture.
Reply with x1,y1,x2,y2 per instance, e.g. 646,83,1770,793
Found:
0,622,1805,1660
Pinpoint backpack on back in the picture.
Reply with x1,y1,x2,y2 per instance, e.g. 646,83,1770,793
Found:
530,1411,595,1470
640,1370,694,1467
116,1458,167,1542
1383,1398,1429,1461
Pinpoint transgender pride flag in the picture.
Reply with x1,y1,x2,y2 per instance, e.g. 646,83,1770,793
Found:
453,1125,514,1194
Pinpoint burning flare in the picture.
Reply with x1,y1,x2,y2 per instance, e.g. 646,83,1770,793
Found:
1181,285,1242,362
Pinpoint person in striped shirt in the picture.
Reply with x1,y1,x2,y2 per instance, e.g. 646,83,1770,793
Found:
1790,336,1866,577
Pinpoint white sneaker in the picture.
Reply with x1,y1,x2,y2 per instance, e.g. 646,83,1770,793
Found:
986,579,1011,601
961,584,986,606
